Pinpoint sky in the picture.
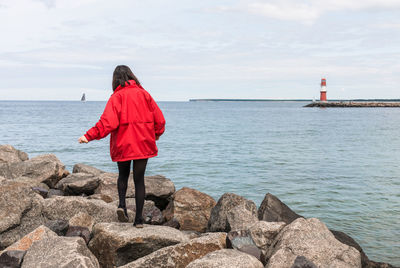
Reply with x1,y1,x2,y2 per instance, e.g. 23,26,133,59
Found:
0,0,399,101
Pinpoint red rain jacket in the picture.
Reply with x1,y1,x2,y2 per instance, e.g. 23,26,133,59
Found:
84,80,165,162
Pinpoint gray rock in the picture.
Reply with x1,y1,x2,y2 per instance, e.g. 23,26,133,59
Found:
226,230,261,262
44,219,69,236
207,193,257,232
365,261,398,268
258,193,302,224
163,187,216,232
0,250,26,268
42,196,118,223
1,226,54,254
0,154,69,188
55,173,100,195
163,218,180,229
69,212,95,233
66,213,95,244
31,187,48,198
248,221,286,250
226,229,256,250
0,180,45,249
111,198,163,224
21,229,99,268
226,203,259,231
94,174,175,209
120,232,227,268
47,189,64,197
66,226,91,244
73,163,104,176
0,145,28,164
87,194,114,203
186,249,264,268
291,256,318,268
144,175,175,210
331,229,370,267
265,218,361,268
94,172,135,202
88,223,189,268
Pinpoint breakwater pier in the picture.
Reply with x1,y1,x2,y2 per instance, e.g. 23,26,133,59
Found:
305,101,400,108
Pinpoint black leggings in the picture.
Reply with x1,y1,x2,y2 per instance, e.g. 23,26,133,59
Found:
117,159,148,221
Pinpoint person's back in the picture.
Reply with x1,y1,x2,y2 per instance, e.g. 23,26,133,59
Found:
78,65,165,227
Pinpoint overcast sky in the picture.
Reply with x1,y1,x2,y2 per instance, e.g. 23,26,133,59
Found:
0,0,399,101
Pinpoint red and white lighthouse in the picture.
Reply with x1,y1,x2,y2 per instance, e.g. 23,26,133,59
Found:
320,78,327,101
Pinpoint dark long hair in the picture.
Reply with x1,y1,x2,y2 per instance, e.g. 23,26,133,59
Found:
112,65,141,91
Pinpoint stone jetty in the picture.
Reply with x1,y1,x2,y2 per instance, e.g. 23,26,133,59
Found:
0,145,397,268
305,101,400,108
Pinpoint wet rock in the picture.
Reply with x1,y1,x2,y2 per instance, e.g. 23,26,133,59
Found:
265,218,361,268
258,193,302,224
88,223,189,268
66,226,91,244
42,196,118,223
291,256,318,268
186,248,264,268
207,193,257,232
120,232,226,268
44,219,69,236
144,175,175,210
47,189,64,197
73,163,104,176
0,154,69,188
0,145,28,164
87,193,114,203
21,229,99,268
0,250,26,268
163,187,216,232
55,173,100,195
31,186,48,198
0,180,45,249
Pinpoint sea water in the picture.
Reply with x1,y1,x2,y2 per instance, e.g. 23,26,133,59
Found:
0,100,399,265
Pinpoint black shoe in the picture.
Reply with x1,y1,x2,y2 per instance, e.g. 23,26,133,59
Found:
133,218,144,228
117,206,129,223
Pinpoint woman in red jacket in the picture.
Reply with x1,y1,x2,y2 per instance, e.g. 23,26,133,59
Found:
78,65,165,228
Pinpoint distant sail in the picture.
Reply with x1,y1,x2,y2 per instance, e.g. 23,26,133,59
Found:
81,93,86,102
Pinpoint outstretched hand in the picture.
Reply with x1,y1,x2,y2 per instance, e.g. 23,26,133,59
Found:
78,136,88,143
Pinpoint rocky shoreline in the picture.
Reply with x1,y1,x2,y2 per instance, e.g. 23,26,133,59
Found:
304,101,400,108
0,145,397,268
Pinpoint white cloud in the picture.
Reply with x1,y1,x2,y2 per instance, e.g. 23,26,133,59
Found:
243,0,400,23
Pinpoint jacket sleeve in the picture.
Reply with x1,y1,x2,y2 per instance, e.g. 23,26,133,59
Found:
149,96,165,137
84,95,121,142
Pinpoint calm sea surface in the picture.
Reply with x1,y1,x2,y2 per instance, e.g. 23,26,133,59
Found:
0,100,399,265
